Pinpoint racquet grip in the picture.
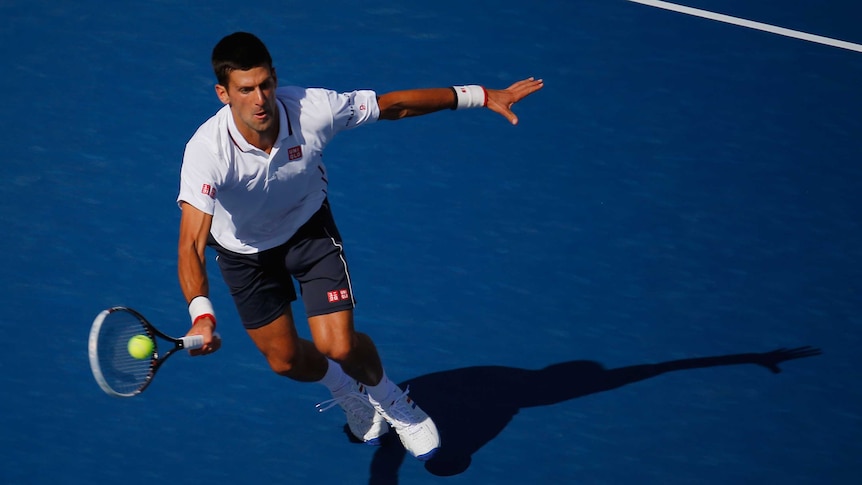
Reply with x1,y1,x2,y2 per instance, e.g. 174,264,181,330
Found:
181,335,205,350
181,332,220,351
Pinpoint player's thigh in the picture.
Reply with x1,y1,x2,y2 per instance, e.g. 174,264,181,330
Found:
214,245,296,330
246,310,302,361
284,201,356,318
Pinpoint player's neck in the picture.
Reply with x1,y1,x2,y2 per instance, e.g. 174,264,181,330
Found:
235,116,279,154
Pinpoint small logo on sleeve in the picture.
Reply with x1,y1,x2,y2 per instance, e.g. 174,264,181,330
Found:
288,146,303,161
201,184,217,199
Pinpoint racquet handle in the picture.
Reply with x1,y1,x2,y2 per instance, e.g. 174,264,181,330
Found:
181,335,205,350
180,332,221,351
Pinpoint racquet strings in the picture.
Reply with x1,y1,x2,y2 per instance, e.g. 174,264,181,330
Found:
93,309,155,395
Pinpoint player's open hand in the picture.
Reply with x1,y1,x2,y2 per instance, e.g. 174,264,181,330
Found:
486,77,544,125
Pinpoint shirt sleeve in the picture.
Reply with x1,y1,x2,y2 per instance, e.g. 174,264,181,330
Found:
326,89,380,133
177,139,221,215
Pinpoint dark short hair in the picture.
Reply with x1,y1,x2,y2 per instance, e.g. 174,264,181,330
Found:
211,32,273,87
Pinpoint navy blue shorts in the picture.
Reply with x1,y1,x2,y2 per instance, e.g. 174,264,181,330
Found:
210,200,356,329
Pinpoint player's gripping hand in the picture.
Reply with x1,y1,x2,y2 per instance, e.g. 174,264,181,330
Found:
186,317,222,356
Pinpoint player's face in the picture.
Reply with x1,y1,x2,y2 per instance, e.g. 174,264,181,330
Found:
216,66,278,144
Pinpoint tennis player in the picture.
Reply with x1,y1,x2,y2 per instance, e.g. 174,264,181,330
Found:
177,32,542,460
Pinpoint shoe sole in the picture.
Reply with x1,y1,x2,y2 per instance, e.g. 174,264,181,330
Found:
415,446,440,461
363,433,387,446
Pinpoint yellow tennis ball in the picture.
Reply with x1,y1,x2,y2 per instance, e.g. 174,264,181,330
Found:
127,335,154,360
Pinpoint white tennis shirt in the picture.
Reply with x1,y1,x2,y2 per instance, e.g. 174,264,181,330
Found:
177,86,380,254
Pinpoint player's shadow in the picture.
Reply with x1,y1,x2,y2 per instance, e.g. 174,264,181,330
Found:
363,346,821,484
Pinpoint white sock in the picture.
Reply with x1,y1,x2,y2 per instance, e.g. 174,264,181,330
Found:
366,372,402,405
318,359,352,394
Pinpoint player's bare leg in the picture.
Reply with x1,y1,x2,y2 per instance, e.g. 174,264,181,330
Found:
300,309,389,444
308,309,383,385
246,310,328,382
309,309,440,460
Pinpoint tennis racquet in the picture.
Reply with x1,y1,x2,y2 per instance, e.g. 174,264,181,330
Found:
88,306,205,397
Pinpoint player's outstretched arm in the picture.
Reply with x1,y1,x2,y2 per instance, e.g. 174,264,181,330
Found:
377,77,543,124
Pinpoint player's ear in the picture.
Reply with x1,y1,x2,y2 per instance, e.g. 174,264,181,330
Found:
271,66,278,86
215,83,230,105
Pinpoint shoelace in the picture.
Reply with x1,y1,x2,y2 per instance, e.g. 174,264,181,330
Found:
316,391,371,416
377,386,421,427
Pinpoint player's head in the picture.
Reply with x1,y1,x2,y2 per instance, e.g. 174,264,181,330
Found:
211,32,273,87
211,32,279,144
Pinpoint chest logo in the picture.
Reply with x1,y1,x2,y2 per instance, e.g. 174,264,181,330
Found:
288,145,303,161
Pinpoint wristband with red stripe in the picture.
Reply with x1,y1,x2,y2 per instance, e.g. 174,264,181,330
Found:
189,296,216,328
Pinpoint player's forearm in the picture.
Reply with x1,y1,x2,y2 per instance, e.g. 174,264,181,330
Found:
377,88,456,120
178,245,210,303
177,202,214,303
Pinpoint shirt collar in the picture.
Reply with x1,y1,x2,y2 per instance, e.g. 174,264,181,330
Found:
226,99,291,153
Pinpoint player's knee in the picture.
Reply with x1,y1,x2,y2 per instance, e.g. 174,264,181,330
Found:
317,339,354,363
265,353,300,376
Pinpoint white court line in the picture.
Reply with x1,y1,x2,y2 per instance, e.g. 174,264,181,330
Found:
628,0,862,53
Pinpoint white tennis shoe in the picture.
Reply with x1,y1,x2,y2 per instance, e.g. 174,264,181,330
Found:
317,381,390,445
372,386,440,461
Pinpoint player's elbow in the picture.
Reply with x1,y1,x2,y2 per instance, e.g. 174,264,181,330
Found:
378,105,411,120
376,93,412,120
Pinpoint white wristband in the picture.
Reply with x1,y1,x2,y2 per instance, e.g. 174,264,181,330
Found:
452,85,487,109
188,296,216,327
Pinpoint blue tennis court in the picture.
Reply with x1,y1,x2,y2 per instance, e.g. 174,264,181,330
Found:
2,0,860,483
